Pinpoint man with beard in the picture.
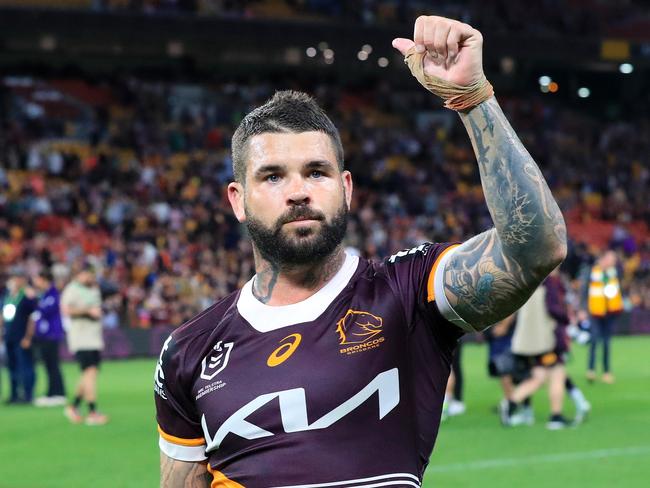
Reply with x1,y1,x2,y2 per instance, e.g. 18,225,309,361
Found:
61,264,109,425
155,15,567,488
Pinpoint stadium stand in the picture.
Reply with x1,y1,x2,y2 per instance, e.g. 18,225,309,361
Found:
0,1,648,354
0,0,646,39
1,75,648,338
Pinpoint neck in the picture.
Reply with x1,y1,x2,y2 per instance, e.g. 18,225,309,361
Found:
251,246,346,306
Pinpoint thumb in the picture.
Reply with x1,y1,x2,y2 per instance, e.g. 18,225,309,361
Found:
392,38,415,56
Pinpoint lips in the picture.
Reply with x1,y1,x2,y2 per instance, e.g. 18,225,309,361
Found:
288,216,318,222
280,211,324,225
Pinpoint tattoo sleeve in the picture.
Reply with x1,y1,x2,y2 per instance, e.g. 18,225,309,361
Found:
443,97,567,330
160,453,211,488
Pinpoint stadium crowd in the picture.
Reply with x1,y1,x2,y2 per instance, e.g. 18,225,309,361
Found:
1,75,649,334
7,0,643,39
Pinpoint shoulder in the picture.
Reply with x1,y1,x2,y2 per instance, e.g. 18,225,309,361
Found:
61,282,77,297
174,289,239,340
369,242,458,286
163,290,240,364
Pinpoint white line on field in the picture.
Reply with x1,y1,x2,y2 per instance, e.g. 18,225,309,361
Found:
427,445,650,472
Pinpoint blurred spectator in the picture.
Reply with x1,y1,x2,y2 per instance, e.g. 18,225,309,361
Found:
31,268,67,407
0,268,38,404
484,314,515,407
61,264,109,425
503,270,572,430
580,250,624,384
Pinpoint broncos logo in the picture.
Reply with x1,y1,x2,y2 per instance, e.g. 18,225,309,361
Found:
336,310,383,345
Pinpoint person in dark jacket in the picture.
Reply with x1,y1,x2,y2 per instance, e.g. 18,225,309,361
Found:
30,269,67,407
1,269,38,404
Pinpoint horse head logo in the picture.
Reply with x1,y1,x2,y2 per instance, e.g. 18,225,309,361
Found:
336,310,383,345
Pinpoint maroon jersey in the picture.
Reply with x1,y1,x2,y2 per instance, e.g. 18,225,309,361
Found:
155,243,462,487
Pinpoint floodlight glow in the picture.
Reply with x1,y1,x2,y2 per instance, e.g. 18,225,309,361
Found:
619,63,633,74
577,87,590,98
3,304,16,321
538,75,551,86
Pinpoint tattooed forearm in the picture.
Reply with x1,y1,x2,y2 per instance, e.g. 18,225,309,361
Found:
444,97,567,329
463,99,567,253
160,453,211,488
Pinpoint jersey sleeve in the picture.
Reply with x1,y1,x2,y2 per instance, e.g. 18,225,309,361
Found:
383,242,467,336
154,334,207,462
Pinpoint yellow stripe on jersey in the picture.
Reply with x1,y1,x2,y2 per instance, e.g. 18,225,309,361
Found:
208,465,245,488
157,425,205,446
427,244,460,303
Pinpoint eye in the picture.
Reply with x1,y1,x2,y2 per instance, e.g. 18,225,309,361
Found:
266,174,280,183
310,170,324,179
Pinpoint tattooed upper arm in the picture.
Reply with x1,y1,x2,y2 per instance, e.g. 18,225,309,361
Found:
443,229,541,329
160,452,211,488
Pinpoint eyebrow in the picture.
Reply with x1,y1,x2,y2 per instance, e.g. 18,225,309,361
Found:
253,160,335,178
305,160,335,170
253,164,285,178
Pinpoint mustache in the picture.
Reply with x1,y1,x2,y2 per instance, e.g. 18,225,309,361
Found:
276,207,326,226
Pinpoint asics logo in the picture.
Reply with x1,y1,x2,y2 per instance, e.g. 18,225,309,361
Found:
267,333,302,367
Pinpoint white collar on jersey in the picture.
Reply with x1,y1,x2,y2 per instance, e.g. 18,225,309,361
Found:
237,252,360,333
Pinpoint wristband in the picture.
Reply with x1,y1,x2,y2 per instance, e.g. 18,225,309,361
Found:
404,46,494,111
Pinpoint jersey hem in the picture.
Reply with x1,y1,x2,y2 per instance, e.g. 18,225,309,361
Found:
159,436,207,462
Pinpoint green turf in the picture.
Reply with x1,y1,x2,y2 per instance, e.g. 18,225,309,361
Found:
1,337,648,487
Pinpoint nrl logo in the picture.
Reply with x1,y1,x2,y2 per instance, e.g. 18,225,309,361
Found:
200,341,234,381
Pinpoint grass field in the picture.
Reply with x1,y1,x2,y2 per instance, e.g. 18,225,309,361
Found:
1,336,649,488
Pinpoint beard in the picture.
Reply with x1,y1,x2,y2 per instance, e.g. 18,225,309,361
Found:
245,202,348,268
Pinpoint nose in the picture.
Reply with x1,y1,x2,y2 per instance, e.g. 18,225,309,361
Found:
286,176,311,206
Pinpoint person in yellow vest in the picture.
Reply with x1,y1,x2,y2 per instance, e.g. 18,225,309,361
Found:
580,250,624,384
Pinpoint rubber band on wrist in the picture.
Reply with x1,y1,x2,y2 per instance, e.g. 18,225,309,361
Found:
404,47,494,112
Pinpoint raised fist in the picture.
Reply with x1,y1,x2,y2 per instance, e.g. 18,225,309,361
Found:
392,15,485,87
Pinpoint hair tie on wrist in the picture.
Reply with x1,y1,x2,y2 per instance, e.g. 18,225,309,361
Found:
404,47,494,112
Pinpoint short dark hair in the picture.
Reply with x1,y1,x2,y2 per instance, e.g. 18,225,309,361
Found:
38,269,54,282
231,90,344,183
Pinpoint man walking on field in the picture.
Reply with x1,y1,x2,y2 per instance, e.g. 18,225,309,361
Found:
61,264,109,426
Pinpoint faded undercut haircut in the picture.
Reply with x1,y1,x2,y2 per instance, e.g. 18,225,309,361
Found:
231,90,344,184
